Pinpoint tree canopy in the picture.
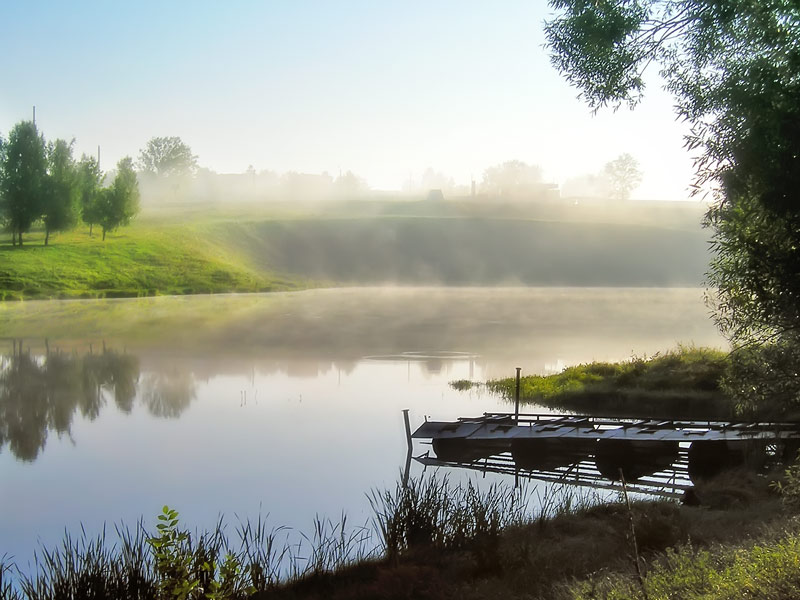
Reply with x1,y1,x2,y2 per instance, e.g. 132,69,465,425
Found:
76,154,103,236
0,120,142,244
137,136,198,178
0,121,47,245
42,138,80,245
481,160,544,197
603,153,642,200
546,0,800,414
97,156,140,240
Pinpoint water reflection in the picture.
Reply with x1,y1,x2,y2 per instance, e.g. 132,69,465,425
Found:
141,370,197,419
0,288,726,571
418,435,794,500
0,342,203,460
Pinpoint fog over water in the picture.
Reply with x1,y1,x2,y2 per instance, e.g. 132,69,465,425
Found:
0,287,723,568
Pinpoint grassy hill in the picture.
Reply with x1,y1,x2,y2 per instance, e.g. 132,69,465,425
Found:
0,199,712,299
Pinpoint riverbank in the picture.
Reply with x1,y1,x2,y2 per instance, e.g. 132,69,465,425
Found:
0,224,309,300
0,200,710,300
3,468,797,600
466,346,737,420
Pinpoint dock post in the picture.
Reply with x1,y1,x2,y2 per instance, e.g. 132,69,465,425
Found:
514,367,521,421
402,409,413,451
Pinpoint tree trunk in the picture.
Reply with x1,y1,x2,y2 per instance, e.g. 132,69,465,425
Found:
102,228,106,241
18,230,23,246
11,230,15,246
89,223,93,237
44,229,49,246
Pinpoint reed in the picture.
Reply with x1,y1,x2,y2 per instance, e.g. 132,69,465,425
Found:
4,477,601,599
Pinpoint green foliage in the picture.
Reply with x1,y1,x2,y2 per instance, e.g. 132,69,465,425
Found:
148,506,255,600
0,121,47,245
486,346,732,419
98,156,140,240
546,0,800,414
545,0,650,111
148,506,200,599
571,534,800,599
42,138,80,245
76,154,103,234
772,454,800,510
138,136,198,178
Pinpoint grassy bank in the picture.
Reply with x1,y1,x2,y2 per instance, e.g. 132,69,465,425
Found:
0,225,306,300
477,346,735,420
4,469,797,600
0,200,710,299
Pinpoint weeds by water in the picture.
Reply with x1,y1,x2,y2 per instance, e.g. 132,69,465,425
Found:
485,345,733,419
5,468,797,599
3,476,600,599
449,379,480,392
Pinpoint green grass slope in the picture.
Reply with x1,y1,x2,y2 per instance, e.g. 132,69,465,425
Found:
0,202,711,299
0,225,303,300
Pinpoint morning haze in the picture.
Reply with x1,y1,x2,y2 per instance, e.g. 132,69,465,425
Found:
1,2,755,598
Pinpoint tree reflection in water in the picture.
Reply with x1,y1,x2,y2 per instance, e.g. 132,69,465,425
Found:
0,342,189,461
141,370,197,419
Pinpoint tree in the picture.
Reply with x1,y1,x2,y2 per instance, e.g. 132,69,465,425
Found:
76,155,103,236
137,136,198,178
481,160,543,197
42,139,80,246
603,153,642,200
333,170,367,196
0,121,47,246
97,156,140,240
545,1,800,414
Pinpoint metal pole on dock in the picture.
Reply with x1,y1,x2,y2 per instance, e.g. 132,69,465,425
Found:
514,367,521,421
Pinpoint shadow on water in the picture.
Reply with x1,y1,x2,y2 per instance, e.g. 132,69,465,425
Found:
0,341,198,461
417,434,784,500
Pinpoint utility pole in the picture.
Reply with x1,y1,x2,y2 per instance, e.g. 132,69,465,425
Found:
97,145,101,169
32,105,36,126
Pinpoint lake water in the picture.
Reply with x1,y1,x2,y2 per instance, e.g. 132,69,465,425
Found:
0,287,723,570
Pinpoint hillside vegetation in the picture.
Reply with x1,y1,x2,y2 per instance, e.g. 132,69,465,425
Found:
0,200,710,299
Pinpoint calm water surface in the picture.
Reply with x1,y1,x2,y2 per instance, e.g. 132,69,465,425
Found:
0,287,723,568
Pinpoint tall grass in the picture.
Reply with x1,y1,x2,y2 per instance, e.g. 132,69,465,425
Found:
485,346,733,419
568,534,800,599
3,477,599,599
368,476,598,563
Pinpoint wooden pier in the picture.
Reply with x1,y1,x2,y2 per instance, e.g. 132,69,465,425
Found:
410,413,800,499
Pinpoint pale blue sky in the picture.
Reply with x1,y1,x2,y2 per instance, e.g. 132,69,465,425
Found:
1,1,696,199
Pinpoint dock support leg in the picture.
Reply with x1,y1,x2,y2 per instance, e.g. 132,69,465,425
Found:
515,367,522,422
402,409,413,487
403,409,412,451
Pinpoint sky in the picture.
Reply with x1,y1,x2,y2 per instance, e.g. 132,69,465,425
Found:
0,1,698,199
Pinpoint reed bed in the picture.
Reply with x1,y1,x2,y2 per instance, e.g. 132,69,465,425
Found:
1,476,599,599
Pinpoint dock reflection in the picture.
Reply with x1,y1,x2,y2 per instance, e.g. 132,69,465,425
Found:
416,438,693,499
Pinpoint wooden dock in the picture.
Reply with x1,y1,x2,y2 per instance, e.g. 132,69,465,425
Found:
410,413,800,499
